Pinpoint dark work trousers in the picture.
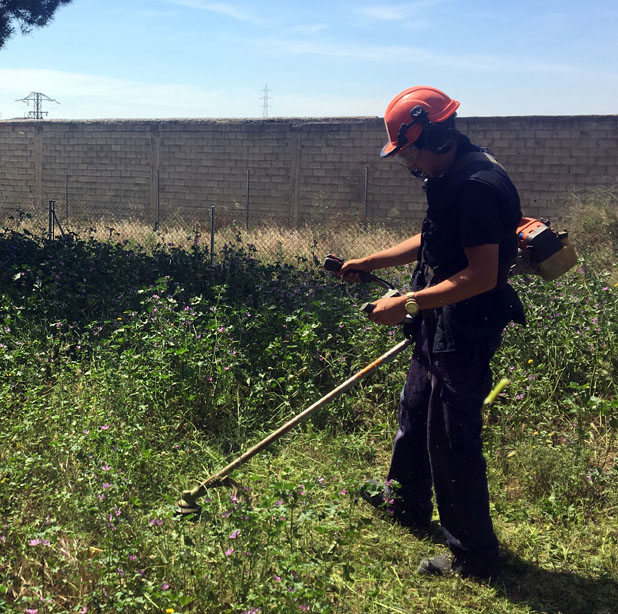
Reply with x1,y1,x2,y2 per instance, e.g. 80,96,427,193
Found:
387,315,502,566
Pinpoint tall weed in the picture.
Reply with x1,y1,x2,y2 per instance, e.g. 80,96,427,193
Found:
0,207,617,613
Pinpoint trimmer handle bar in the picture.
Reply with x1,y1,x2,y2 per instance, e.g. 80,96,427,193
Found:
323,254,395,290
324,254,419,339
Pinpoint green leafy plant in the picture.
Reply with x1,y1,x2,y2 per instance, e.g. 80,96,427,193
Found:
0,220,617,614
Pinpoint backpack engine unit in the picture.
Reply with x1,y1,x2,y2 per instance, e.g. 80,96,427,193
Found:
515,217,578,281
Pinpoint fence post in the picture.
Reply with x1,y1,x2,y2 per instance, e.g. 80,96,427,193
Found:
48,200,55,240
157,170,161,228
246,169,251,230
65,172,69,220
364,167,369,224
210,206,215,266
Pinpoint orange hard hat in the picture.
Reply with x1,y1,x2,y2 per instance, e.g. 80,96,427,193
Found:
380,86,460,158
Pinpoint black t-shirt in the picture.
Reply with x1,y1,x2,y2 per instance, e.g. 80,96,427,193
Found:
455,182,519,270
422,134,521,281
415,134,525,352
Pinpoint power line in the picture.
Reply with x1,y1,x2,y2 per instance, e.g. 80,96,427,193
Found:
260,84,271,119
16,92,60,119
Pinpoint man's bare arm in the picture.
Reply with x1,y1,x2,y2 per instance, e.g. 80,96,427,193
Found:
339,233,422,280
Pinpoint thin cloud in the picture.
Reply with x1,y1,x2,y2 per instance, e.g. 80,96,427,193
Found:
270,91,385,117
355,1,449,21
258,37,578,75
0,68,385,119
0,69,229,119
135,10,179,18
167,0,264,24
290,24,329,35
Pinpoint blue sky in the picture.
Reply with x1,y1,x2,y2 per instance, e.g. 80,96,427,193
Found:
0,0,617,120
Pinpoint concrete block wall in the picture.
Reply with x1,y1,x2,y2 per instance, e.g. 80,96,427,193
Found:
460,116,618,218
0,123,37,209
41,121,153,220
0,115,616,228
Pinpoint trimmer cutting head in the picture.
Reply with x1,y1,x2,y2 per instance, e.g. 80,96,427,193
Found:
176,490,203,516
175,475,237,517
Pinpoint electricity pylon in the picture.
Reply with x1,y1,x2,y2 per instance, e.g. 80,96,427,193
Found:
260,84,271,119
16,92,60,119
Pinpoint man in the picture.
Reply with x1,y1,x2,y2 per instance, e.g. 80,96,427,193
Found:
339,86,524,579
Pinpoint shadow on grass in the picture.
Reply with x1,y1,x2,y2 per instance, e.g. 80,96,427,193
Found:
496,550,618,614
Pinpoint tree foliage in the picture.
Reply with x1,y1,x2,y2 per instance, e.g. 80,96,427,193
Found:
0,0,73,49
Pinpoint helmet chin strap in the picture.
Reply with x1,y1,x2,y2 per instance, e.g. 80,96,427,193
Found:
409,169,428,181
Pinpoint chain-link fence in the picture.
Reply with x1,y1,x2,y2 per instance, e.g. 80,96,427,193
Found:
0,200,419,265
2,192,617,285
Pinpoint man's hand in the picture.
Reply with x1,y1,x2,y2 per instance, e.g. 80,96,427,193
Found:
367,295,408,326
336,258,373,283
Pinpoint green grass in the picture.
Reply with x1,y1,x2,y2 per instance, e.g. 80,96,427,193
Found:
0,216,617,613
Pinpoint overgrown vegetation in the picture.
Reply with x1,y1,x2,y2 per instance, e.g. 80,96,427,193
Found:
0,206,617,613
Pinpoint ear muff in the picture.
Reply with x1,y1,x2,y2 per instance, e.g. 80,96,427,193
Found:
409,105,455,154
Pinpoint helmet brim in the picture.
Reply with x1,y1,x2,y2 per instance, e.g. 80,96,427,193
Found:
380,141,399,158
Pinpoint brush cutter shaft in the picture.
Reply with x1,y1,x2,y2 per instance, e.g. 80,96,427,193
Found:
183,337,412,501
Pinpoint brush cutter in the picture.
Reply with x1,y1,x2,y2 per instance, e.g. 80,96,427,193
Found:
176,256,415,516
